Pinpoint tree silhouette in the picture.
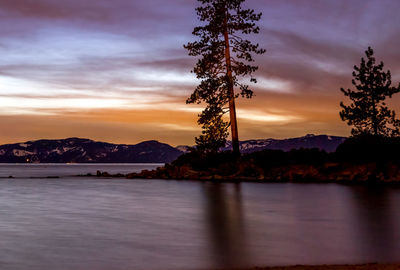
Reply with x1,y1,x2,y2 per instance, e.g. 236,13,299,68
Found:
340,47,400,137
195,104,229,153
185,0,265,154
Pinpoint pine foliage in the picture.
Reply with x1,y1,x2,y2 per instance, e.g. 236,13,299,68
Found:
185,0,265,153
340,47,400,137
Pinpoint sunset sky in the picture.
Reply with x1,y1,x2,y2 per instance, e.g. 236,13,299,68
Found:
1,0,400,146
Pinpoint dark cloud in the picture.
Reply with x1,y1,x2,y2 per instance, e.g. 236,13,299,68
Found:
0,0,192,21
1,0,110,20
263,29,360,65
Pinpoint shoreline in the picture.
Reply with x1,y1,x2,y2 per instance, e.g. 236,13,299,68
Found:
91,160,400,185
130,161,400,183
87,171,400,186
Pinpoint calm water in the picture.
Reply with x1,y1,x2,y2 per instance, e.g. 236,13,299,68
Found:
0,164,399,270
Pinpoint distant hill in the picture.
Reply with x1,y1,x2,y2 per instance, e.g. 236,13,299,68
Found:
0,138,183,163
0,135,347,163
178,134,346,154
224,134,347,153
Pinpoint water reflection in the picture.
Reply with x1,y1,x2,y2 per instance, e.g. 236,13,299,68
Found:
1,165,400,270
349,185,400,261
202,183,250,268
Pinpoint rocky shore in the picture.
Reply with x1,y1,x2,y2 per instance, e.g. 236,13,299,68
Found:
92,160,400,183
93,136,400,183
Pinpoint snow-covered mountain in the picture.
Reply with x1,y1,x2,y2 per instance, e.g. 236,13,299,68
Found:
175,145,192,153
0,135,347,163
0,138,183,163
175,134,348,153
223,134,346,153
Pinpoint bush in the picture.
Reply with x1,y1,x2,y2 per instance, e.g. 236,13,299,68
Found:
171,150,238,171
244,148,329,168
335,134,400,162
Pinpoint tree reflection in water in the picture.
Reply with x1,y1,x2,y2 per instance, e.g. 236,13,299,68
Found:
349,185,399,261
202,182,250,268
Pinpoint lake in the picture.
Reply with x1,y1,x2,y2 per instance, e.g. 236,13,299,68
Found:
0,164,399,270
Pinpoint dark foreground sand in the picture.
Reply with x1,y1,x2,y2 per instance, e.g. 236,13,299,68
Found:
246,264,400,270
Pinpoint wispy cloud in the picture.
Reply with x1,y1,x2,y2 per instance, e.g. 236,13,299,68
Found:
0,0,399,144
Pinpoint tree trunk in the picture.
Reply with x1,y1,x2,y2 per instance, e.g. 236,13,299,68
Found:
372,94,378,136
223,8,240,155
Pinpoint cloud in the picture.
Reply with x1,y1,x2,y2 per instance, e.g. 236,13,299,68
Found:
1,0,400,144
237,109,303,124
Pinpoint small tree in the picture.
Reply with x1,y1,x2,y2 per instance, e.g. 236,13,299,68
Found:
185,0,265,154
340,47,400,137
195,104,229,153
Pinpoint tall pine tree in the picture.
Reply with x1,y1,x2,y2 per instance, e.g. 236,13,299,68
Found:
185,0,265,154
340,47,400,137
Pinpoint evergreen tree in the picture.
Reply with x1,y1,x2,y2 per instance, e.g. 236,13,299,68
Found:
340,47,400,137
195,104,229,153
185,0,265,154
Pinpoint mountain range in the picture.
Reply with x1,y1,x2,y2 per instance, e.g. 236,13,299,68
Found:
0,134,346,163
0,138,182,163
225,134,346,153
